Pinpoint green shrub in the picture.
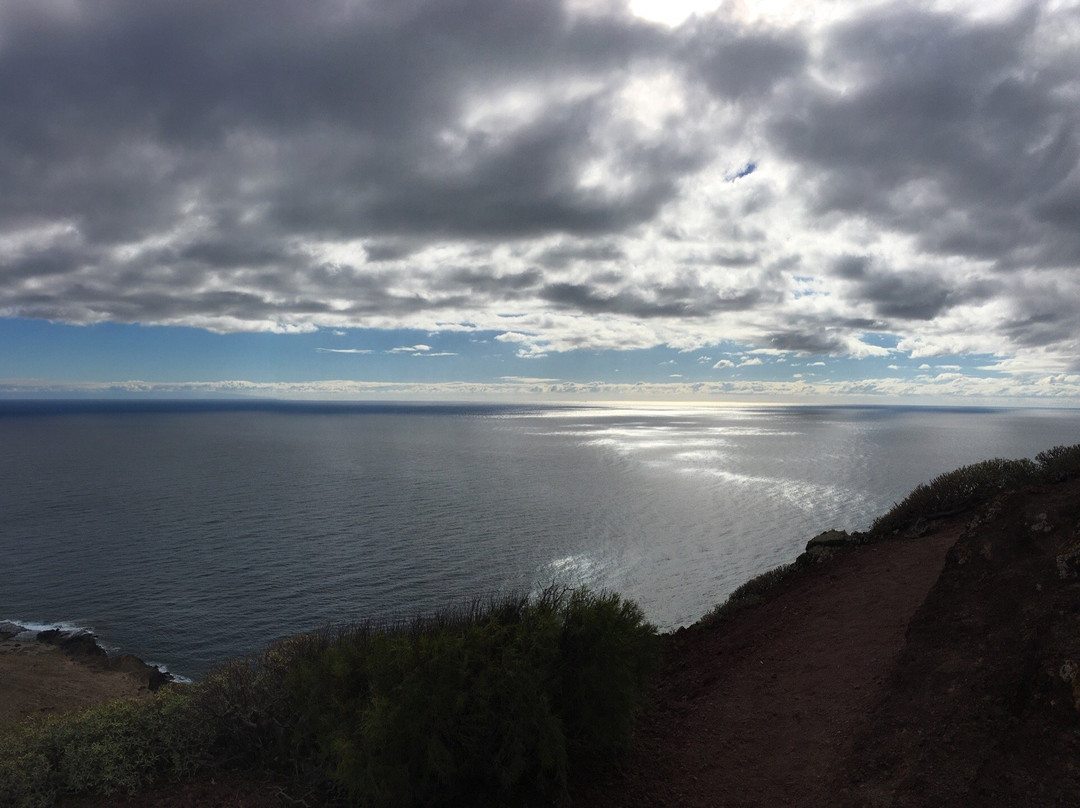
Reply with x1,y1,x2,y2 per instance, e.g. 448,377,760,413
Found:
194,631,329,772
0,588,658,807
0,730,52,808
288,587,659,807
699,563,797,626
557,589,660,762
0,687,213,807
871,456,1040,536
1036,443,1080,482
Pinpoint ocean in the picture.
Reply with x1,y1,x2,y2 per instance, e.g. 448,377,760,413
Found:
2,400,1078,679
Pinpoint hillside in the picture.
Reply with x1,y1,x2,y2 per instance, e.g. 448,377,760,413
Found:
3,461,1080,806
579,477,1080,807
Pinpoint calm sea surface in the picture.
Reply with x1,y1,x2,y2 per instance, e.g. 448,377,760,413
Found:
2,400,1078,678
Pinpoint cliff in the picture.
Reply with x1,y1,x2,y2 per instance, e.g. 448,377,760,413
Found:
4,475,1079,807
580,476,1080,807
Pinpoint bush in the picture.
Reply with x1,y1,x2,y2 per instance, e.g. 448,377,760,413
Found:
0,589,659,806
1036,443,1080,482
699,563,797,626
194,631,329,773
871,457,1040,536
0,687,213,807
288,587,659,807
557,589,662,762
0,733,52,808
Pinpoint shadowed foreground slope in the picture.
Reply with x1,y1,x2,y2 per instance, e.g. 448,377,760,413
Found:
6,464,1080,807
581,478,1080,807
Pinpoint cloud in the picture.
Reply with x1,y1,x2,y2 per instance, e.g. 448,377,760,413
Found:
6,370,1078,405
316,348,373,354
387,345,431,354
385,343,455,356
770,3,1080,269
1,0,1080,393
682,17,808,101
766,330,848,355
539,277,770,318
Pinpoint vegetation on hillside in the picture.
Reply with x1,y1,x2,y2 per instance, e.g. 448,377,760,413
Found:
0,587,659,808
871,443,1080,536
701,443,1080,627
4,443,1080,807
699,563,797,625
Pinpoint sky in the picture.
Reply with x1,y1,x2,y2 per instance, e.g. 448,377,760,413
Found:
1,0,1079,405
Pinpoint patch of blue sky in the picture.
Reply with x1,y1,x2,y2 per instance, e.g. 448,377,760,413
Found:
0,317,1017,397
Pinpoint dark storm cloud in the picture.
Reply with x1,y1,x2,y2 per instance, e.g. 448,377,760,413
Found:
536,242,626,269
766,331,847,355
0,0,730,330
440,267,543,296
0,0,678,245
307,95,705,239
2,0,1080,377
363,242,419,262
830,255,870,280
681,19,807,100
999,280,1080,350
769,2,1080,271
829,255,1003,322
540,279,766,318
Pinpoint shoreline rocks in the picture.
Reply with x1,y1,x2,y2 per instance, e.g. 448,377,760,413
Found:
7,624,173,692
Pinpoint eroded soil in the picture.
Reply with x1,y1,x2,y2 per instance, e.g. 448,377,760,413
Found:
580,478,1080,807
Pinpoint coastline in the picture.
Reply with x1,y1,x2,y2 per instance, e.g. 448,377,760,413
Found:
0,624,171,727
4,475,1079,805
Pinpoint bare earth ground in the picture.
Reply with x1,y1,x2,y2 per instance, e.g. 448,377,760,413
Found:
579,478,1080,807
6,479,1080,807
575,519,963,808
0,638,151,725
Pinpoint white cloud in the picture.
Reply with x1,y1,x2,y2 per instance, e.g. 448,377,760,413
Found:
3,370,1077,405
2,0,1080,399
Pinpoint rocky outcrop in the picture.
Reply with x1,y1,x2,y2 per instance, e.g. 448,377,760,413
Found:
108,653,172,691
34,628,172,691
796,528,865,566
37,628,108,662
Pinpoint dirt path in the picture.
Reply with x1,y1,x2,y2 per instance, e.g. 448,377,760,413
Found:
580,521,963,808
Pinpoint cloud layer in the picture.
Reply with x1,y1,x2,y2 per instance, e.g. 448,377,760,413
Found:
2,0,1079,379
